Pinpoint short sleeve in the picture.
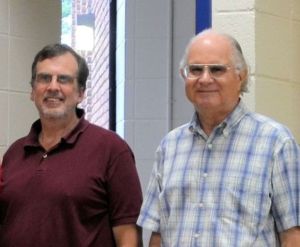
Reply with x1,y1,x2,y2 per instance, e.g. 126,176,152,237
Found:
106,145,143,226
271,138,300,232
137,146,163,232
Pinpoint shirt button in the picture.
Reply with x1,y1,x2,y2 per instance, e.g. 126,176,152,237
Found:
194,233,200,238
223,130,228,137
203,173,208,178
43,153,47,159
207,143,213,150
198,202,204,208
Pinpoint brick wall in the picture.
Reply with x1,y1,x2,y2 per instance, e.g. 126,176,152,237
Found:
72,0,110,129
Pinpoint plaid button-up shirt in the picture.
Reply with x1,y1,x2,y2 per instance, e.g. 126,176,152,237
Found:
137,101,300,246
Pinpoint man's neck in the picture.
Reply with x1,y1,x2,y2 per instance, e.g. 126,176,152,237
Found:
198,114,225,136
197,101,239,136
39,115,79,151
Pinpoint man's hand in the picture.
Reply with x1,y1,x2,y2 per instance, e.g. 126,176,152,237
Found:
149,232,161,247
280,227,300,247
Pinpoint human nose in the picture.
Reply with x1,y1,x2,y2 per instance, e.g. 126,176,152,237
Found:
46,76,61,90
198,67,213,82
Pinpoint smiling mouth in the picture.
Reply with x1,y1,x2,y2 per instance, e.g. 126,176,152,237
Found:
44,97,63,106
45,97,63,101
198,90,218,93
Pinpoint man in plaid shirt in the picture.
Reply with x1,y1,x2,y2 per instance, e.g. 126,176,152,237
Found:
137,29,300,246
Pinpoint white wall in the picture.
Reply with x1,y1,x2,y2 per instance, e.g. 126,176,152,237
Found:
116,0,195,242
212,0,256,110
212,0,300,142
116,0,195,195
255,0,300,141
0,0,61,156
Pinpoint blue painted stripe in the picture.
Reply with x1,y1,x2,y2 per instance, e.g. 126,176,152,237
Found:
195,0,212,33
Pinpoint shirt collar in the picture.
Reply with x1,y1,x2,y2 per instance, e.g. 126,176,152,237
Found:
24,108,89,151
188,100,250,137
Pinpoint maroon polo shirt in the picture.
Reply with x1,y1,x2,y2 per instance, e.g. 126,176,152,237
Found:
0,110,143,247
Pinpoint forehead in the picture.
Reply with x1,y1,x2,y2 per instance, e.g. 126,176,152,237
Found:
187,34,233,64
36,52,78,74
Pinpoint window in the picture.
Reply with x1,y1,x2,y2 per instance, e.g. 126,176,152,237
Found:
61,0,116,130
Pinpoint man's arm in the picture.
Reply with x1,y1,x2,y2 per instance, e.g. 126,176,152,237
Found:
279,227,300,247
113,224,143,247
148,232,161,247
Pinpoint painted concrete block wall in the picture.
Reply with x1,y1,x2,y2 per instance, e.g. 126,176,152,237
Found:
116,0,195,195
116,2,195,242
116,0,169,192
255,0,300,141
0,0,61,157
213,0,300,142
172,1,196,129
212,0,256,110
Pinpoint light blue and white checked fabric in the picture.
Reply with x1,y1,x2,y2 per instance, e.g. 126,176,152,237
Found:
137,101,300,247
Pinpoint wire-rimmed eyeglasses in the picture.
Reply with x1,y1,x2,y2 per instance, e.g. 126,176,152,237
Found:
182,64,232,79
35,73,77,85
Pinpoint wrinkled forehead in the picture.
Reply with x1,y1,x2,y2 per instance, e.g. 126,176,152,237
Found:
35,53,79,75
187,35,233,64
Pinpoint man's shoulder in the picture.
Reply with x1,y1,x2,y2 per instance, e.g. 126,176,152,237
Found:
9,135,29,148
159,122,191,147
85,122,123,139
247,112,288,129
243,111,295,139
83,122,131,148
167,122,190,136
3,136,28,159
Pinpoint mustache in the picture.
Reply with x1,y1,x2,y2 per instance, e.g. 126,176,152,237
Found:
44,92,64,100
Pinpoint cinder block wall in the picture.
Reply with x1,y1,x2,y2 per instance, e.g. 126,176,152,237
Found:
212,0,256,109
213,0,300,142
255,0,300,141
116,0,195,195
0,0,61,157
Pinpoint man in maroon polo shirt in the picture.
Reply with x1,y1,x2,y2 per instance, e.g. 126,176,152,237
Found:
0,44,143,247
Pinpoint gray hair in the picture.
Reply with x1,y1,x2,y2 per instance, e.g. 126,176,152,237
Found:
179,29,249,93
31,43,89,91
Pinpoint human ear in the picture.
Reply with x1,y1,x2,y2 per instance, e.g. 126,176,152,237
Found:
238,68,248,83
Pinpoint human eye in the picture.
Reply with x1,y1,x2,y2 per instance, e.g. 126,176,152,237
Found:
189,64,204,76
209,65,227,76
36,73,52,84
57,75,74,84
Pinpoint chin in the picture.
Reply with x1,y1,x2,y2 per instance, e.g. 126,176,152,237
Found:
197,100,218,108
41,109,67,119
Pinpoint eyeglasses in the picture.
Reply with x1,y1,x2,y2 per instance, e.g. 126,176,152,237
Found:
182,64,232,79
35,73,76,85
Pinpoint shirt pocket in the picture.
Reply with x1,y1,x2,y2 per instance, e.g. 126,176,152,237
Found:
218,174,272,237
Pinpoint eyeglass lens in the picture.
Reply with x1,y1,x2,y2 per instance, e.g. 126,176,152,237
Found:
185,64,229,78
35,73,75,84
